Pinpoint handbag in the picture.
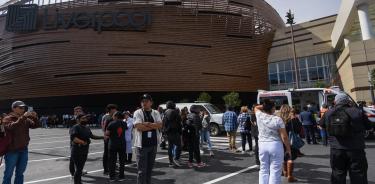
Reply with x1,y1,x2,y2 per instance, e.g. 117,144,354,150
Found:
289,119,305,149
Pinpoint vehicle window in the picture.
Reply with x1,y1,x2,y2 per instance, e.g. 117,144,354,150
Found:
259,96,288,110
204,104,223,114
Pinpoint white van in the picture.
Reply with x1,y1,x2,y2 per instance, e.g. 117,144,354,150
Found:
159,102,224,136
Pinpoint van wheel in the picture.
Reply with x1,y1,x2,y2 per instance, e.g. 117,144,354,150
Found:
210,123,220,137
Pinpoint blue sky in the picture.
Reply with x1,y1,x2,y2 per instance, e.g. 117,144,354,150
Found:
265,0,341,24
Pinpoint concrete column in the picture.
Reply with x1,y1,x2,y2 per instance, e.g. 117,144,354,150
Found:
344,37,350,47
357,3,374,41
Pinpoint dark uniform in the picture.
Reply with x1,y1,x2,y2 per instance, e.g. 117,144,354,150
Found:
107,120,127,180
320,104,371,184
70,123,102,184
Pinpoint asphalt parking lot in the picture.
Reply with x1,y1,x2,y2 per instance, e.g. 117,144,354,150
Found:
1,128,375,184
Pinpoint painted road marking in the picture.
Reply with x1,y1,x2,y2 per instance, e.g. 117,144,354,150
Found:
202,165,259,184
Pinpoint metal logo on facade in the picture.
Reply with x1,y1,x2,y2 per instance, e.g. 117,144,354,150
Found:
6,4,38,33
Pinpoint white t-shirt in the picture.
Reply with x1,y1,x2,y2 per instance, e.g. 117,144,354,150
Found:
133,109,162,148
256,111,285,142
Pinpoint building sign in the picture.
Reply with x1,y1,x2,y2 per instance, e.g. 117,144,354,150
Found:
6,4,152,33
6,4,38,33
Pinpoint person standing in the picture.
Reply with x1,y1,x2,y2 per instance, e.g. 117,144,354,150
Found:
2,101,39,184
163,101,183,167
186,105,206,168
320,93,371,184
106,112,127,182
70,114,103,184
133,94,163,184
101,104,118,175
300,106,317,144
255,100,292,184
222,106,238,152
200,110,214,157
124,111,134,164
237,106,252,154
181,107,189,151
250,104,260,167
278,105,302,183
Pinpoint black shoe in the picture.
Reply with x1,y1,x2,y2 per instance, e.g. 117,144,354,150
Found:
109,178,116,182
169,163,174,168
118,176,125,182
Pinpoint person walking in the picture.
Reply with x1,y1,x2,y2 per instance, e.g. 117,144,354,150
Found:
300,106,317,144
124,111,134,164
70,114,103,184
320,93,371,184
106,112,127,182
2,101,39,184
222,106,238,152
186,105,206,168
163,101,183,167
255,99,292,184
101,104,118,175
200,110,214,157
237,106,252,154
133,94,163,184
278,105,302,182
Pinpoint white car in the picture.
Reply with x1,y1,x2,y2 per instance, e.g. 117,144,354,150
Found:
159,102,224,136
362,107,375,138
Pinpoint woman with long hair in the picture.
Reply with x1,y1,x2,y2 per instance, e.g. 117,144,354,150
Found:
237,106,252,154
255,100,292,184
278,105,302,182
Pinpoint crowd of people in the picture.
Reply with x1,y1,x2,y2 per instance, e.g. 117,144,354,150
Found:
0,93,372,184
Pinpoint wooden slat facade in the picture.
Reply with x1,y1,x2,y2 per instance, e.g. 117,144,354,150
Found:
0,0,283,101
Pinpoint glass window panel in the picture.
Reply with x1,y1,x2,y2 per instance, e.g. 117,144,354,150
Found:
309,68,318,81
279,72,286,84
278,62,285,72
317,56,323,67
285,71,294,83
269,74,278,85
298,58,306,69
300,69,308,81
308,56,317,68
269,63,277,73
317,67,325,80
285,60,292,71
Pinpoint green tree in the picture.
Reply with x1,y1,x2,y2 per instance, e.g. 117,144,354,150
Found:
222,92,241,107
314,81,327,88
197,92,212,102
371,69,375,85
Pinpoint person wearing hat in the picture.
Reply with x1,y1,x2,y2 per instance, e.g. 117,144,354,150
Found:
320,93,372,184
2,101,39,184
133,94,162,184
70,114,104,184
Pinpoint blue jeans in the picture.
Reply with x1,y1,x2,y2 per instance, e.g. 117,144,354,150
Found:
2,148,28,184
200,130,212,150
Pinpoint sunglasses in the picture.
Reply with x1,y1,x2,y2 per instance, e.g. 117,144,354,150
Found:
16,106,25,109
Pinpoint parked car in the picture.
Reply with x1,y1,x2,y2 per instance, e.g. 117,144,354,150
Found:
362,107,375,139
159,102,224,136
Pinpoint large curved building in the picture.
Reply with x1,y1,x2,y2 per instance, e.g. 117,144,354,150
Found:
0,0,283,111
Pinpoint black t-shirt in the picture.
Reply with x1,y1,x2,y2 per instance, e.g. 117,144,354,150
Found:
70,124,93,147
107,120,127,150
142,110,157,147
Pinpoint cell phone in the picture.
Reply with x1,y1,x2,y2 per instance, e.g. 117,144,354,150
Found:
27,106,34,112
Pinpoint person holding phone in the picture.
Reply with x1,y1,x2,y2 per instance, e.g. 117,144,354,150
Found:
254,99,292,184
2,101,40,184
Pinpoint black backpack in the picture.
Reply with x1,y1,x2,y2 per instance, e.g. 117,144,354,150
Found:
328,108,352,137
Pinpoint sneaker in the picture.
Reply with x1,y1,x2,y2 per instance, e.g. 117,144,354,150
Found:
187,162,194,168
241,151,246,154
109,178,116,182
200,150,204,154
173,159,182,167
169,163,174,168
209,151,214,157
197,162,206,168
103,171,109,176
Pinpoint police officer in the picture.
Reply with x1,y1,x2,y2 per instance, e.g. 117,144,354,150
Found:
70,114,103,184
320,93,372,184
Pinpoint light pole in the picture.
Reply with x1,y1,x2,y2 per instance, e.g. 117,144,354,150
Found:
286,10,300,89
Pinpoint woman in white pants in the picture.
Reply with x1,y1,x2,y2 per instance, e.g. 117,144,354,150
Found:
255,100,292,184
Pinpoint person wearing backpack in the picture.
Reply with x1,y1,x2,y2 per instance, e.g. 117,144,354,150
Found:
237,106,252,154
320,93,372,184
2,101,40,184
162,101,183,167
200,110,214,157
186,105,206,168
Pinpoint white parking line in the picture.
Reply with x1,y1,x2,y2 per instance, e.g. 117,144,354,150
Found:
24,156,170,184
202,165,259,184
29,143,102,151
29,140,70,145
29,152,104,163
31,135,69,141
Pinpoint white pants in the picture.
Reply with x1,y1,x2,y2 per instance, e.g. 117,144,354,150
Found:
259,141,284,184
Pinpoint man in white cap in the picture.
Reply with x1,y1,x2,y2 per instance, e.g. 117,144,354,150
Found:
2,101,39,184
320,93,372,184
